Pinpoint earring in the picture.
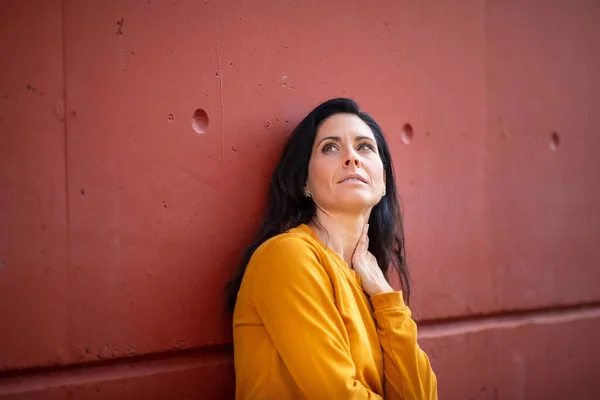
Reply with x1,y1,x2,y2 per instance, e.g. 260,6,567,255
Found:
383,188,386,196
303,188,311,198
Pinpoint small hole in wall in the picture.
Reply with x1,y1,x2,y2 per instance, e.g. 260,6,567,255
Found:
401,123,414,144
550,131,560,151
192,109,209,134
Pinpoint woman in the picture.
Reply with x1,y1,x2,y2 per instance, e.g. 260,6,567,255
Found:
227,98,437,399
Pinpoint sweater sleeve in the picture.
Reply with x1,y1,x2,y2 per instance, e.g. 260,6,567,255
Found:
370,291,438,400
248,236,383,399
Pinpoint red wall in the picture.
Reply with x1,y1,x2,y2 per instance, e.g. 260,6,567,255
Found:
1,1,599,398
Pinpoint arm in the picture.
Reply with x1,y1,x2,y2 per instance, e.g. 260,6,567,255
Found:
352,224,437,399
248,236,382,399
371,292,437,400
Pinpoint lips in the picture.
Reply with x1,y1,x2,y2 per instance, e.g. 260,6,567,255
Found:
338,174,368,184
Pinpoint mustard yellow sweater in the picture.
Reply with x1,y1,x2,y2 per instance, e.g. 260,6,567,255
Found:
233,224,437,399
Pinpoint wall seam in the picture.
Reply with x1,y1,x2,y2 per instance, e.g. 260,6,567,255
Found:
61,0,73,355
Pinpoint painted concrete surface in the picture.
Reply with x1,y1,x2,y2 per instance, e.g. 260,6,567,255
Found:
1,0,599,398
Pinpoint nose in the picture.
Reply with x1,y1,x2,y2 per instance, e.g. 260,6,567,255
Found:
344,152,361,168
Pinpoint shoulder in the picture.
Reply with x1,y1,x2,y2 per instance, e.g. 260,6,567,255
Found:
252,228,321,264
237,228,337,317
242,227,330,291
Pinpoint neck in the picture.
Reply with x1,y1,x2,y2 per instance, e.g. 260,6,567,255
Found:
308,208,371,267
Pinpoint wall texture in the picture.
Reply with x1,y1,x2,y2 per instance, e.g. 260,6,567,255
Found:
1,0,599,398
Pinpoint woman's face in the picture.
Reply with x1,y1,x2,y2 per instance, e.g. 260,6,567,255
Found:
306,113,386,213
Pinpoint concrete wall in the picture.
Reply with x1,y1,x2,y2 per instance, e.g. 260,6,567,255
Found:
1,0,599,398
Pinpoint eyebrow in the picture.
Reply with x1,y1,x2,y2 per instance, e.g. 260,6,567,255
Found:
317,135,376,146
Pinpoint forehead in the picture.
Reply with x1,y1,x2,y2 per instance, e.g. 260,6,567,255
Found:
315,113,375,140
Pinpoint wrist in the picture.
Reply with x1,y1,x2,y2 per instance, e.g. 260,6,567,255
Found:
370,282,394,296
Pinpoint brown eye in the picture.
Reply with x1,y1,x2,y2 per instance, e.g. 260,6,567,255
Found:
357,143,375,151
322,143,337,153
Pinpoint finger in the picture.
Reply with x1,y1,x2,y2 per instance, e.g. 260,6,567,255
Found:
359,224,370,254
354,224,368,257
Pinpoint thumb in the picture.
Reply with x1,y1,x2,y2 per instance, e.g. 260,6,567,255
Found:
354,224,369,258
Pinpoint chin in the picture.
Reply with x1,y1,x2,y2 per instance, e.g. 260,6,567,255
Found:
332,194,381,211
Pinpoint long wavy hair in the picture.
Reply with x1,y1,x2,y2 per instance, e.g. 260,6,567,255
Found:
226,98,410,311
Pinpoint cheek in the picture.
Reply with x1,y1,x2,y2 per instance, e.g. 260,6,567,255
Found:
307,157,327,189
307,156,338,193
369,160,386,185
379,165,386,184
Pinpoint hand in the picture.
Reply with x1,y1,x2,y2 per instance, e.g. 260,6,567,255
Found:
351,224,394,297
